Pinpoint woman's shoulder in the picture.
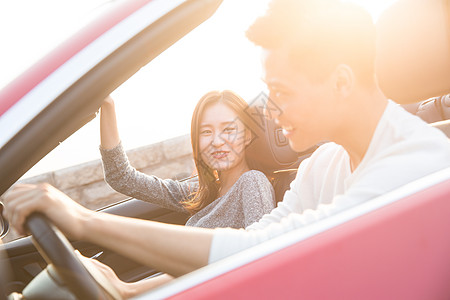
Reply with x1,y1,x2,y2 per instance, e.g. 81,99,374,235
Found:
237,170,271,185
233,170,275,209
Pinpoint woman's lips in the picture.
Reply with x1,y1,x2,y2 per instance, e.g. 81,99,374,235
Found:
211,151,229,159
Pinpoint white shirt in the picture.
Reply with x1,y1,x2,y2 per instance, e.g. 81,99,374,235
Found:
209,100,450,263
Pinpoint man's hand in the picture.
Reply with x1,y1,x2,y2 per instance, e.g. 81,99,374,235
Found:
2,183,92,239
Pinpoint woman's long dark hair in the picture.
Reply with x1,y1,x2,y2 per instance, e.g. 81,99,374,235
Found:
181,90,261,214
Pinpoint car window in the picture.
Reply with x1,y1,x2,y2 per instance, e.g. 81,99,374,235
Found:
3,0,398,245
3,0,270,244
21,0,269,179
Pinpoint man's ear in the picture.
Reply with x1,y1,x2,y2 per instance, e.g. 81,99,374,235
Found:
333,64,354,97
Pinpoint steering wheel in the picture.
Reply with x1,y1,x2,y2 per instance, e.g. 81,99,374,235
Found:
26,213,119,300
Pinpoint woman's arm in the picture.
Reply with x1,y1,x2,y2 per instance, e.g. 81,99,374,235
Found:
3,183,212,277
99,96,193,212
100,96,121,150
100,143,193,213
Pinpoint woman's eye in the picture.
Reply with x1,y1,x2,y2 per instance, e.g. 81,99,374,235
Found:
200,129,212,135
224,127,236,133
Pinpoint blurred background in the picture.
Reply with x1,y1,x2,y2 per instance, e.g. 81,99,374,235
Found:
0,0,396,178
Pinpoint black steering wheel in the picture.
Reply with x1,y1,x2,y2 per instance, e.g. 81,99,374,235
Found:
26,213,116,300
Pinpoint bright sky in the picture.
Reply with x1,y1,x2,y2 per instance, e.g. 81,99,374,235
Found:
0,0,397,178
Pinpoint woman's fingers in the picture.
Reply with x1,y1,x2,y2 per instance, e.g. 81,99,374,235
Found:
102,95,115,108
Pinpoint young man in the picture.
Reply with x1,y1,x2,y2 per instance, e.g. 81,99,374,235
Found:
4,0,450,283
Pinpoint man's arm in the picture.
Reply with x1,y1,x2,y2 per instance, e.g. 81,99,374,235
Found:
84,211,212,276
88,257,174,298
2,183,213,277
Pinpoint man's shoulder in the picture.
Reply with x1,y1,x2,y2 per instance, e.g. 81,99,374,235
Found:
308,142,346,162
294,142,349,182
386,101,449,143
369,101,450,172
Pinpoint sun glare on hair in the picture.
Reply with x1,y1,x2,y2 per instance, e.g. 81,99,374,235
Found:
344,0,398,22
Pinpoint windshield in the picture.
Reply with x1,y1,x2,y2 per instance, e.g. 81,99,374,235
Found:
3,0,272,244
16,0,271,179
0,0,113,90
5,0,395,179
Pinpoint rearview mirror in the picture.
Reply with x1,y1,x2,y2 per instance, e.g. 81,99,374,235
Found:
0,203,9,239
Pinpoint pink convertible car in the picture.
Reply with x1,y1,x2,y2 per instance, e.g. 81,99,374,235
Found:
0,0,449,299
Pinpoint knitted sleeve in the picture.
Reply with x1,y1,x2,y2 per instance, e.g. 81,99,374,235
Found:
100,142,196,213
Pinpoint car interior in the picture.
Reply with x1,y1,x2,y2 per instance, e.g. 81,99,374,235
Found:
0,0,308,296
0,0,449,298
144,1,450,295
0,0,226,298
0,98,311,300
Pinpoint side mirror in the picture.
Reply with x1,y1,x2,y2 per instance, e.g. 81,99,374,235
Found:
0,203,9,239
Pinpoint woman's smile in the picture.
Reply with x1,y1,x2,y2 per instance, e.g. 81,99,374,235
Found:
211,150,230,159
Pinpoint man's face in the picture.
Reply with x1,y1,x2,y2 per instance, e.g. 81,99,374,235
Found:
262,48,339,152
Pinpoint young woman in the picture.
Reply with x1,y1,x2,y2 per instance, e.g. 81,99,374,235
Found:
97,90,275,297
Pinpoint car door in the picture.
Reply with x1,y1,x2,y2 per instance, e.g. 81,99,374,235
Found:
0,0,222,293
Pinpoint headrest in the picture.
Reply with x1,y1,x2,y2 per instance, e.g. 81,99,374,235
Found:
404,94,450,123
244,94,306,174
375,0,450,103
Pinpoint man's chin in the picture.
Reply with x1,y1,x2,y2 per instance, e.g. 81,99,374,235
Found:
289,140,317,153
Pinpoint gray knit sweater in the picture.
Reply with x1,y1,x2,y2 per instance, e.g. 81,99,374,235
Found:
100,143,275,229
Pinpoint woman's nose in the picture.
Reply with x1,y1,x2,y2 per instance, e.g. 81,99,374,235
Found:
211,133,225,147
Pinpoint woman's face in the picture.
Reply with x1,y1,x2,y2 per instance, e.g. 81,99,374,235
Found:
198,102,249,174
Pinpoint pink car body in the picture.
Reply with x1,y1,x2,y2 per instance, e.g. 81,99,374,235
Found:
1,0,449,299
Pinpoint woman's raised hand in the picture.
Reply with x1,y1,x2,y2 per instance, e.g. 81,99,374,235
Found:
102,95,115,107
100,95,121,150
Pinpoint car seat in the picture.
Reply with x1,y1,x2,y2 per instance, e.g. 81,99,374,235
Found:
376,0,450,137
401,94,450,137
376,0,450,104
403,94,450,123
